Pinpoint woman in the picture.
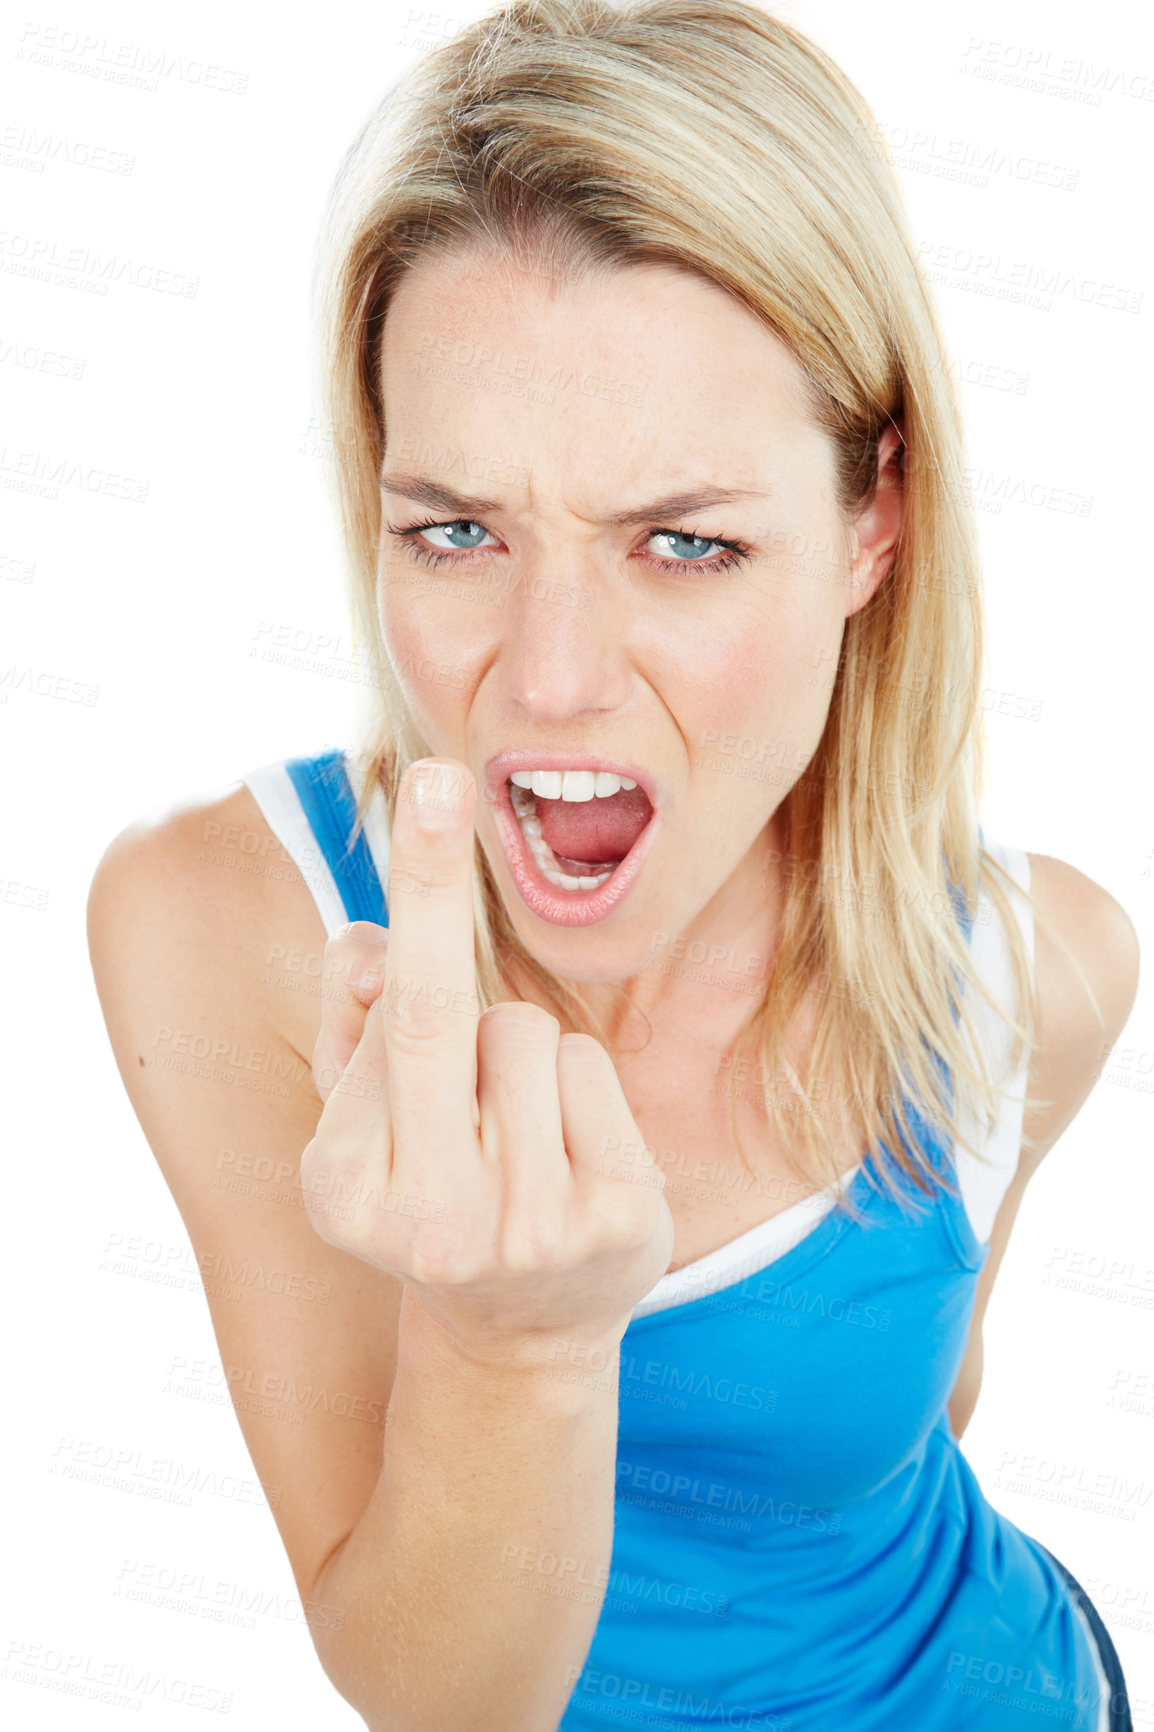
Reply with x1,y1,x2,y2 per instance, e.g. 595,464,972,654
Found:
87,1,1139,1727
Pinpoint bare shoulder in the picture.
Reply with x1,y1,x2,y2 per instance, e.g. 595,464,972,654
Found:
1020,851,1140,1163
87,775,329,1069
86,774,403,1627
1025,852,1140,1050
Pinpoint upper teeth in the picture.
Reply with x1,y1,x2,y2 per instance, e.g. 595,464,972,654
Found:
509,769,638,801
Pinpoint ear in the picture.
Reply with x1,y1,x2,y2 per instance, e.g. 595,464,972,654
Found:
843,419,904,620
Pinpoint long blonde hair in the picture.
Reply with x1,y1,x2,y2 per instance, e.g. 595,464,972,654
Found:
308,0,1085,1216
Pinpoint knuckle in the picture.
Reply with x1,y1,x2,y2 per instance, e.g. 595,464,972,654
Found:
301,1147,382,1254
326,925,389,991
335,1065,386,1103
300,1160,349,1229
330,919,388,949
383,974,480,1026
499,1226,564,1272
302,1194,350,1248
387,857,459,901
302,1129,359,1180
481,1001,561,1038
309,1110,389,1174
334,1209,378,1258
590,1194,654,1248
385,1008,462,1056
311,1055,352,1097
407,1247,479,1288
325,920,385,962
557,1030,604,1058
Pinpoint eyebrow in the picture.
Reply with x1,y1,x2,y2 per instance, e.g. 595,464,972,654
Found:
379,472,770,527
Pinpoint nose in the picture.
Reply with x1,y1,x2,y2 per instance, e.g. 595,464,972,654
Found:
495,553,634,723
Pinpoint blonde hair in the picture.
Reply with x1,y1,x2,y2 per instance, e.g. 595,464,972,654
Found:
309,0,1087,1218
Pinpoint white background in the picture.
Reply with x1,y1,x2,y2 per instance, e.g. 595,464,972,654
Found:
2,0,1152,1725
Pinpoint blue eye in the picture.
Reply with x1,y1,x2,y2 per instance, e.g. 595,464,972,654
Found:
386,517,752,576
409,519,494,552
648,530,731,563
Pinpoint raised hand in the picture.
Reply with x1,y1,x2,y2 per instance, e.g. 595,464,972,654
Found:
300,758,674,1361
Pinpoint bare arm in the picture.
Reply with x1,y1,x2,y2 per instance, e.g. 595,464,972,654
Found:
87,769,671,1732
317,1289,620,1732
947,852,1140,1440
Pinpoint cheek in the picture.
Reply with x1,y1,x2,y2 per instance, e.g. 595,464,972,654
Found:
377,579,478,734
680,597,843,799
687,610,838,736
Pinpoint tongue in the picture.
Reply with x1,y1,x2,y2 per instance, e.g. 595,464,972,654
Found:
536,786,652,869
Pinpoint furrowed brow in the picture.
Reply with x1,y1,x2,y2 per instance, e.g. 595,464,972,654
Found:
605,487,768,527
380,474,769,526
380,474,504,518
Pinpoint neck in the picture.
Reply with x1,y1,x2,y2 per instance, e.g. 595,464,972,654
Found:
573,816,790,1059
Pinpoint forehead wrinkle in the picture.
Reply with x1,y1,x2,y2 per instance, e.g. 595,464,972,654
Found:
380,471,772,527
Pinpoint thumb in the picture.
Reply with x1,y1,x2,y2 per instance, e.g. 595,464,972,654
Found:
312,921,390,1101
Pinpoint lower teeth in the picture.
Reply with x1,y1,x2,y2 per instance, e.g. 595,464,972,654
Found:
509,783,617,892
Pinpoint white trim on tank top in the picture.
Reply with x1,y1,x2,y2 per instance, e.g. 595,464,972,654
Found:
635,836,1034,1317
242,760,348,934
241,754,1035,1321
241,756,394,938
1069,1595,1111,1732
343,747,394,909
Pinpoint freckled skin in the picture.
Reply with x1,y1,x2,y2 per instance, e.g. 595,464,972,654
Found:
378,253,902,1051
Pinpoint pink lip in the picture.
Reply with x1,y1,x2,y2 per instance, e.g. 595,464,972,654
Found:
483,756,663,929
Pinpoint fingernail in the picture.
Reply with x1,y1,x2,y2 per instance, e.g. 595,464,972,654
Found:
407,761,464,830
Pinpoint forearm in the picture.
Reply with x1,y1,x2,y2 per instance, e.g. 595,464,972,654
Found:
313,1288,622,1732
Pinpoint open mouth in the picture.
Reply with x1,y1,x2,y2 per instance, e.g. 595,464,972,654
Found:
504,772,656,899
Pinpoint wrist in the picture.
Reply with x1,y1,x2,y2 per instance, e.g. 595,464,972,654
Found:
398,1284,625,1390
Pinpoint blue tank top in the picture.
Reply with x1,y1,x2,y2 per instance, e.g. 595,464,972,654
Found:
244,746,1109,1732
